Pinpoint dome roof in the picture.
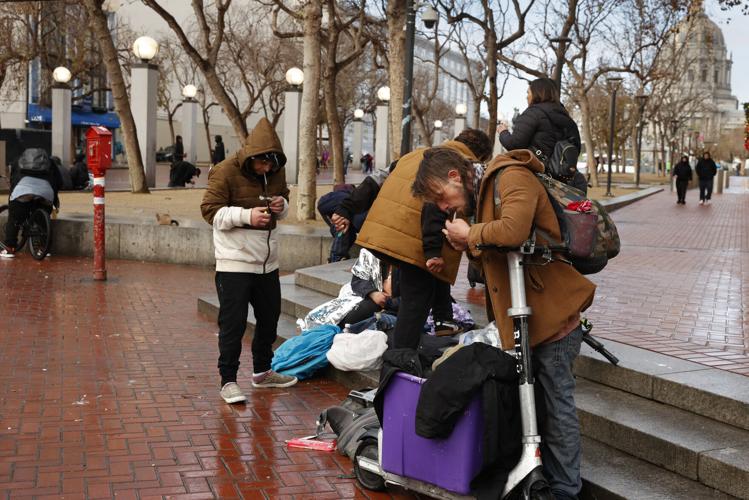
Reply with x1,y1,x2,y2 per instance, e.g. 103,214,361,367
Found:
676,8,726,49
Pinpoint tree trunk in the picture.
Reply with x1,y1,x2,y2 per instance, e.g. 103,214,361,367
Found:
202,67,248,141
485,29,498,148
386,0,406,161
579,96,599,187
168,115,175,146
202,108,212,165
323,1,345,185
297,0,322,220
83,0,148,193
414,110,431,147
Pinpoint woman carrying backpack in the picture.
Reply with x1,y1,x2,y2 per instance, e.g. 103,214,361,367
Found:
498,78,586,193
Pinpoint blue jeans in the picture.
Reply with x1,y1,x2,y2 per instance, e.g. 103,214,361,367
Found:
532,326,583,500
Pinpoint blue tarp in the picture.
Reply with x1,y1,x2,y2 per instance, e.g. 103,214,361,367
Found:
27,103,121,129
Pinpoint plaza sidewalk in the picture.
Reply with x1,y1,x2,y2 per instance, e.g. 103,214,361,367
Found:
0,258,414,499
453,176,749,375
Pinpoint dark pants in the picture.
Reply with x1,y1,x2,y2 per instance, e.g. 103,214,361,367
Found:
340,298,381,327
675,179,689,202
393,262,453,350
3,200,33,248
215,270,280,385
699,178,713,201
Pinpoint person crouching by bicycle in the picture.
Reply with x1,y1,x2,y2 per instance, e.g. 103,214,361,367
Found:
2,148,62,259
411,147,596,500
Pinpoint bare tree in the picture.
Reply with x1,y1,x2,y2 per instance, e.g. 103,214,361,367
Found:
441,0,537,146
141,0,255,141
83,0,148,192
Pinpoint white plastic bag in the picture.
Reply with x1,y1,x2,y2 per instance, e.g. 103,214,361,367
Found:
326,330,389,372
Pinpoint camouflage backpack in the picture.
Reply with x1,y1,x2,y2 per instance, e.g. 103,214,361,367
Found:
494,171,620,275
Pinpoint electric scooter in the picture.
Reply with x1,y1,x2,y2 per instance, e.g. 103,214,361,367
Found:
354,239,562,500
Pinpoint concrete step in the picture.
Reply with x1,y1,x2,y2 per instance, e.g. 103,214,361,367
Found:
576,339,749,432
580,437,733,500
576,378,749,498
279,274,333,319
294,260,353,296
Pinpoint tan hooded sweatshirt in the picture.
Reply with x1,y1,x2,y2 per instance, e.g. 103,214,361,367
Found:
200,118,290,273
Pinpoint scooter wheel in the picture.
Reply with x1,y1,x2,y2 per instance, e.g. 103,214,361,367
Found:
353,438,385,491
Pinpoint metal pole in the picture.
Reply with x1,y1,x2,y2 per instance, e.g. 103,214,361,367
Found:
606,87,618,197
400,0,416,156
93,176,107,281
636,121,643,188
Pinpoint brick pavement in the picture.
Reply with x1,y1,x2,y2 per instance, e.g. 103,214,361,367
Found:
0,258,415,499
453,177,749,376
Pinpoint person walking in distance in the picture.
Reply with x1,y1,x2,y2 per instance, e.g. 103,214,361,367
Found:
201,118,298,404
212,135,226,166
695,151,717,205
672,155,692,205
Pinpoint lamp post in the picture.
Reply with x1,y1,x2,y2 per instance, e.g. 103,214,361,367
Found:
375,86,390,170
352,108,364,171
669,120,679,188
634,93,649,188
401,2,438,156
605,76,623,197
549,36,572,94
282,67,304,184
454,103,467,138
180,84,198,165
51,66,72,167
131,36,159,188
433,119,443,145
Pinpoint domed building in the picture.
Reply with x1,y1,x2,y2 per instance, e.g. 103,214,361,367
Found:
673,6,744,149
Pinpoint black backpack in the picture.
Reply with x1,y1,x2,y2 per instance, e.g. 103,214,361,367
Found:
18,148,51,174
533,108,580,182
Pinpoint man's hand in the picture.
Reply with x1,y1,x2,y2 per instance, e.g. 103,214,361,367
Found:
269,196,285,214
369,291,388,308
443,218,470,251
250,207,272,227
426,257,445,273
497,122,509,134
331,213,350,233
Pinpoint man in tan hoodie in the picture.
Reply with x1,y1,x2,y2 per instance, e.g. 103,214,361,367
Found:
201,118,297,404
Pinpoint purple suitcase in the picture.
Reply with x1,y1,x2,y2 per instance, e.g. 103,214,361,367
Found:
380,372,484,495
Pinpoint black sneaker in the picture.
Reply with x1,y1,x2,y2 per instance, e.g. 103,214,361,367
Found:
434,321,463,337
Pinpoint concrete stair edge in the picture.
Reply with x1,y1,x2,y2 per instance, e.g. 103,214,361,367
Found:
580,436,735,500
576,378,749,498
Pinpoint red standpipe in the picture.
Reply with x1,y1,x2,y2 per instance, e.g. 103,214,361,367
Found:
93,177,107,281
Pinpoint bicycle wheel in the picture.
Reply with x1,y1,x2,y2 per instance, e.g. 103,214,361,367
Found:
0,204,27,251
28,208,51,260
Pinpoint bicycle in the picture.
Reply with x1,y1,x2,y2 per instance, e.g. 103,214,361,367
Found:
0,198,53,260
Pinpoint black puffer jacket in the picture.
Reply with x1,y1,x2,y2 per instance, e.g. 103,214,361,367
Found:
500,102,581,161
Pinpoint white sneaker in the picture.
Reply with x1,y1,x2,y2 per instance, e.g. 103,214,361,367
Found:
0,249,15,259
699,200,705,205
252,370,298,388
220,382,247,404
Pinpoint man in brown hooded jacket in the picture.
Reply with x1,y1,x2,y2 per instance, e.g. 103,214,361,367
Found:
201,118,298,404
412,147,596,500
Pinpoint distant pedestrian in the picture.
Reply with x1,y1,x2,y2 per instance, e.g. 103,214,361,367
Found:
212,135,225,165
695,151,717,205
173,135,184,166
360,152,373,174
69,153,90,190
672,155,692,205
321,148,330,169
200,117,298,404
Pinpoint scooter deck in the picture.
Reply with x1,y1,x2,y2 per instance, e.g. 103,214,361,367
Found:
357,456,475,500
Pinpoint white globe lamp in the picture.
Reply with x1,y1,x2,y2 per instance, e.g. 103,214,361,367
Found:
285,67,304,87
377,86,391,103
353,108,365,120
52,66,72,84
182,84,198,99
132,36,159,62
